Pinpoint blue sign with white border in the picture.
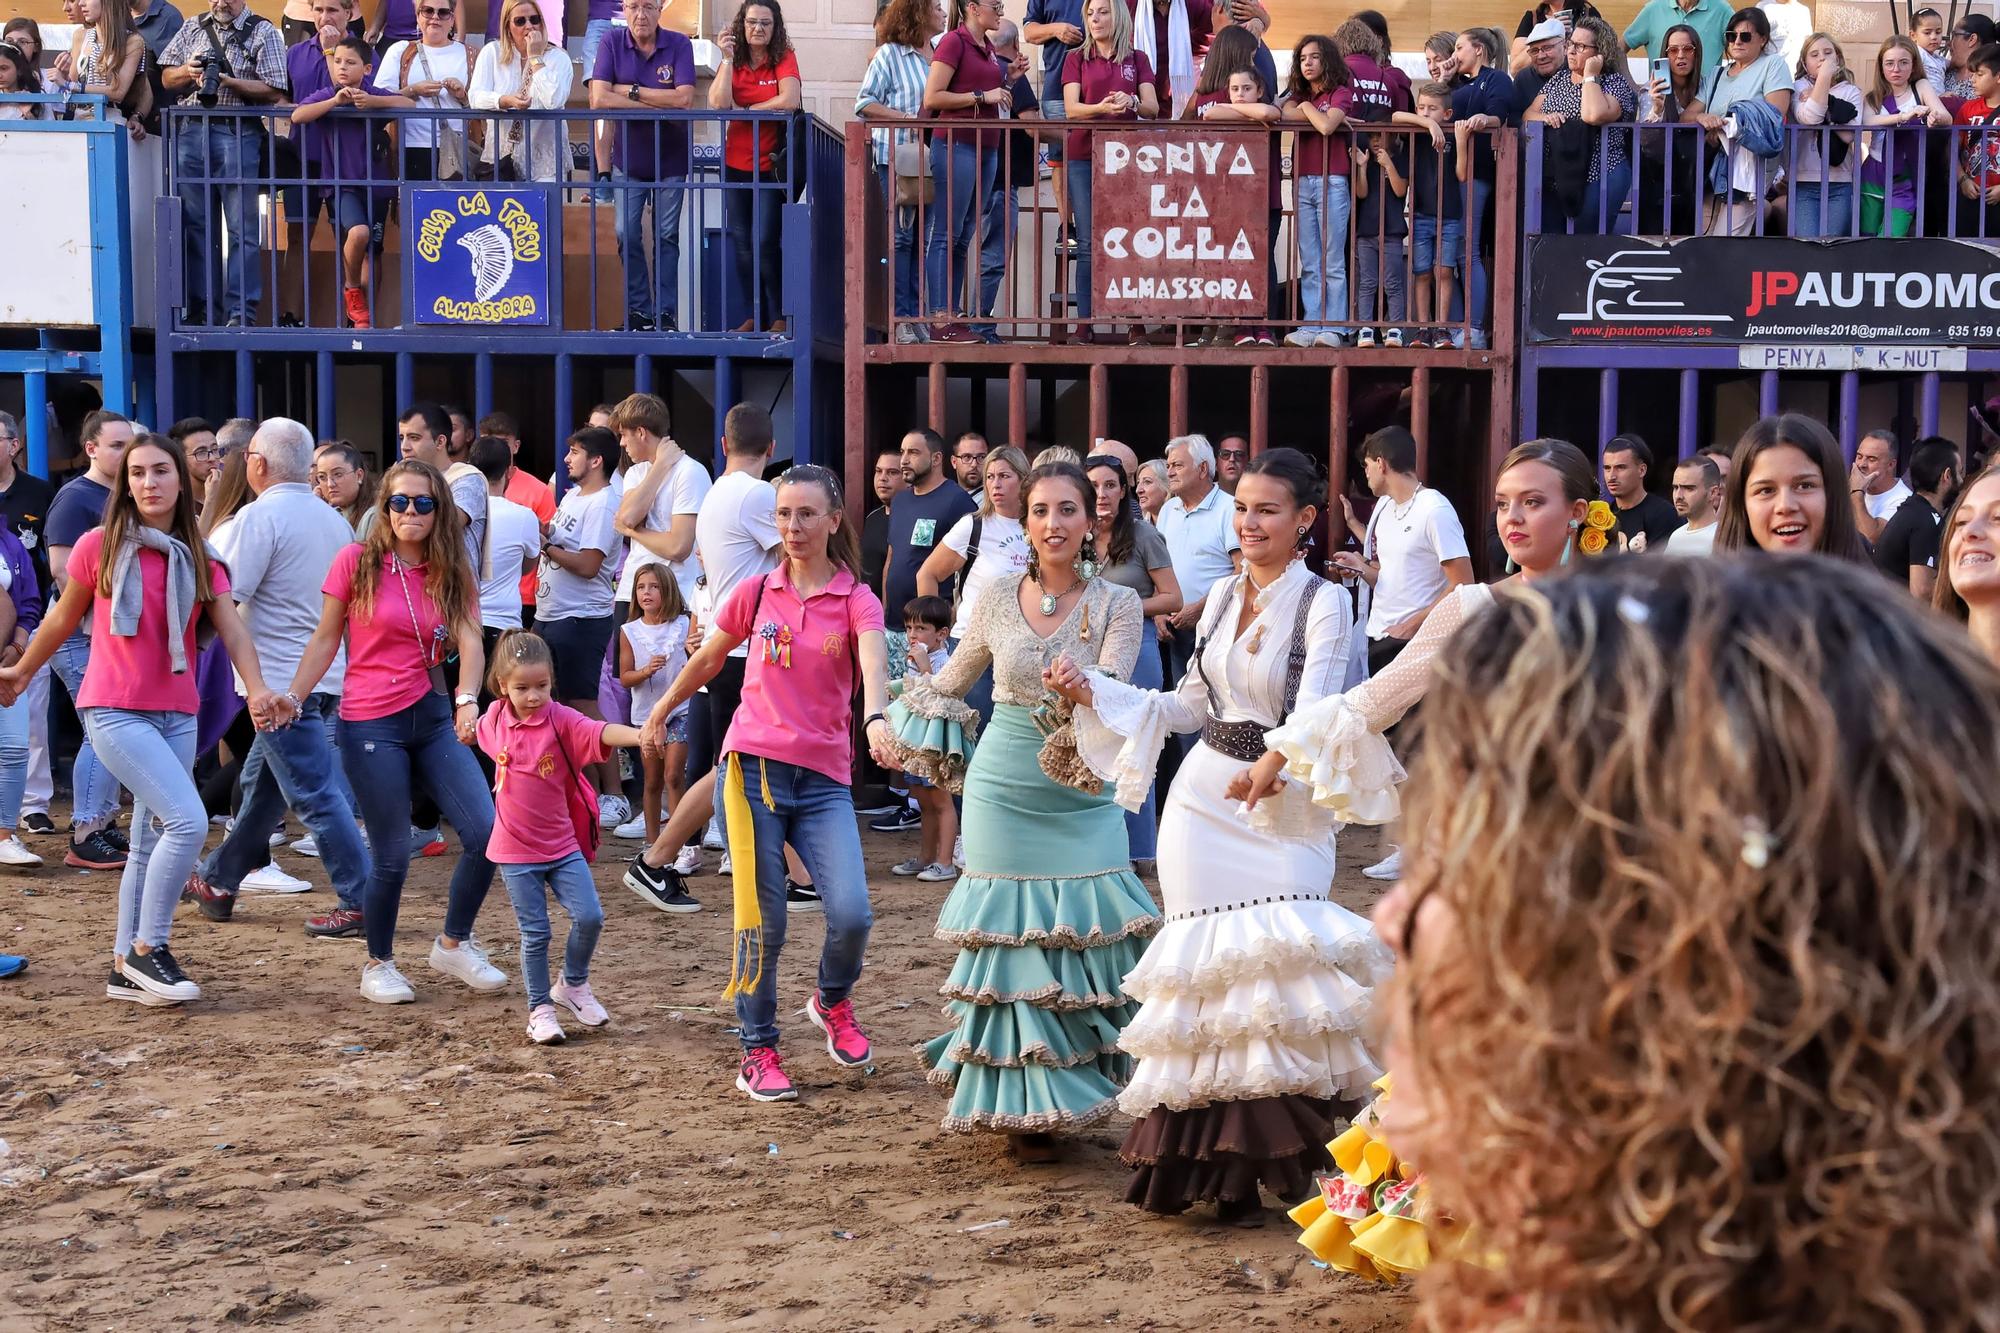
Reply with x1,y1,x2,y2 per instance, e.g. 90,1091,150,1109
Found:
408,187,552,326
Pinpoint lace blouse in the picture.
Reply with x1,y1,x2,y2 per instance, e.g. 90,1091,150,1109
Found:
922,573,1143,708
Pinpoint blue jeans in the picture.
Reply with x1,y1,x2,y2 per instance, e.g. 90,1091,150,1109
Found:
1295,173,1352,337
1464,176,1493,346
926,139,997,320
83,708,200,957
1122,629,1161,862
178,119,264,321
725,754,873,1050
1548,164,1633,234
723,165,784,329
499,852,604,1011
51,635,121,828
973,177,1016,336
0,694,26,829
615,173,686,326
876,163,922,320
1066,159,1095,319
202,693,367,911
1791,179,1854,237
1354,235,1407,327
580,17,617,83
338,690,496,962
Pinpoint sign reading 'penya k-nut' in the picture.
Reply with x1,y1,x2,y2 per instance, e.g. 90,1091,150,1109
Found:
1092,131,1267,319
1528,234,2000,344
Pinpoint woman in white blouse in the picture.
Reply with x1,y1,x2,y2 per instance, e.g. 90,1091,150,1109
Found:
379,0,470,180
469,0,572,181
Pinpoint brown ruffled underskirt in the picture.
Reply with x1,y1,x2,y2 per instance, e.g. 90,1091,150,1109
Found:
1119,1094,1343,1214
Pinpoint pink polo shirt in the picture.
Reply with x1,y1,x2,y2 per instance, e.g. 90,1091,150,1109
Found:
715,564,885,784
477,699,611,864
322,543,452,722
71,527,231,715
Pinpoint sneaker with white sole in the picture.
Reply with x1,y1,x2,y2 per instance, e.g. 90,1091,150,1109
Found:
891,856,927,876
718,850,732,876
916,862,955,882
551,977,609,1026
239,863,312,894
803,990,873,1068
672,844,703,875
703,818,725,851
1315,330,1347,349
1282,329,1318,348
623,856,702,914
1383,328,1404,347
361,958,416,1004
0,835,43,867
290,836,320,857
786,879,822,912
411,826,446,857
122,946,201,1002
106,968,179,1006
736,1045,798,1101
1356,327,1377,348
952,836,965,868
597,794,631,828
1362,847,1403,881
613,816,650,840
527,1004,567,1044
428,936,510,991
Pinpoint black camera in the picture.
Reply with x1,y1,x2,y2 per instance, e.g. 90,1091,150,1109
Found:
194,50,224,107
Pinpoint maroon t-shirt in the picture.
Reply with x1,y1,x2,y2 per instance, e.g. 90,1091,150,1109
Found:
1059,47,1155,160
1189,89,1281,209
932,26,1005,147
1289,85,1355,180
1127,0,1212,102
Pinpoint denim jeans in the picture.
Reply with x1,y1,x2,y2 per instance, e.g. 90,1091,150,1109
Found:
1548,164,1634,234
973,178,1016,336
726,754,873,1050
203,693,368,911
876,163,922,320
83,708,200,957
1066,159,1096,319
1464,176,1493,344
615,173,686,326
178,118,264,321
1354,236,1407,327
580,17,616,83
338,690,496,961
0,694,26,829
1122,628,1161,862
22,663,50,817
500,852,604,1011
723,165,785,329
51,635,121,828
926,139,997,319
1295,173,1351,337
1791,179,1854,238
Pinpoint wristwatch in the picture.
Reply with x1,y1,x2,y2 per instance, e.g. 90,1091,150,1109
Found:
626,83,640,102
454,692,478,709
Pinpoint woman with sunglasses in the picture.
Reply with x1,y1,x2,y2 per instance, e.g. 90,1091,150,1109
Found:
1692,8,1792,235
287,459,507,1006
640,463,893,1105
470,0,572,181
379,0,469,181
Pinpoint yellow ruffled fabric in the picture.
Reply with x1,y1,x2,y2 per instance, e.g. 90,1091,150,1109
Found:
1287,1074,1431,1283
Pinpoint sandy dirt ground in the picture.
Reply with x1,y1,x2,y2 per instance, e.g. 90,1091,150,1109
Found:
0,811,1411,1332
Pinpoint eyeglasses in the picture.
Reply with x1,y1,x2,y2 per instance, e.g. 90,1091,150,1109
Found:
313,466,355,483
1568,39,1596,50
1726,30,1756,43
386,494,438,514
418,6,453,17
189,446,223,461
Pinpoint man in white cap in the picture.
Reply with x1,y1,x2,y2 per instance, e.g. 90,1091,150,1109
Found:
1512,16,1568,114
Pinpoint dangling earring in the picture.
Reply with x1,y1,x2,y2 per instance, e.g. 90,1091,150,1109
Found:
1504,554,1518,574
1078,534,1100,580
1560,520,1580,566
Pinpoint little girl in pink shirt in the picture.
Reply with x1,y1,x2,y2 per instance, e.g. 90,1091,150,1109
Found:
477,629,644,1045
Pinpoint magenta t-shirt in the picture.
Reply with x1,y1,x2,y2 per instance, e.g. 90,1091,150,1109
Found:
71,527,230,715
478,699,612,863
715,564,885,784
932,26,1006,148
322,543,453,722
1059,47,1154,159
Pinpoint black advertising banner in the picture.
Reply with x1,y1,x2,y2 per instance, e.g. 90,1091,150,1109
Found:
1528,234,2000,345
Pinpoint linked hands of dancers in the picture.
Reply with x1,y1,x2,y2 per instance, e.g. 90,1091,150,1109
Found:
1042,653,1094,708
1227,749,1288,810
247,689,300,732
864,717,898,772
0,663,24,707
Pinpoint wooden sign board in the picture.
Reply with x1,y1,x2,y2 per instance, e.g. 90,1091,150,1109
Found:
1091,130,1266,320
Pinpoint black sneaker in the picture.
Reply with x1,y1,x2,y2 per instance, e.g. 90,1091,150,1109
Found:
101,824,130,855
121,945,201,1002
786,879,822,913
625,311,656,332
106,969,180,1007
868,805,922,833
20,813,55,836
180,870,237,923
65,830,127,870
624,856,702,914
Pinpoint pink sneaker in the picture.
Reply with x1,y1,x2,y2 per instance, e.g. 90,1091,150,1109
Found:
527,1004,566,1045
803,991,873,1068
736,1045,798,1102
551,977,609,1027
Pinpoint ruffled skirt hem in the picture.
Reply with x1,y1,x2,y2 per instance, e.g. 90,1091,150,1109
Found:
1120,1094,1343,1214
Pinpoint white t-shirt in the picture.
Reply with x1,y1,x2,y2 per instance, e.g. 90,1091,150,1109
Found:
940,511,1029,642
1364,486,1470,639
1866,479,1913,521
479,494,543,629
622,615,691,726
616,451,712,605
1663,521,1718,556
377,40,470,148
695,468,782,659
536,484,622,620
1756,0,1814,75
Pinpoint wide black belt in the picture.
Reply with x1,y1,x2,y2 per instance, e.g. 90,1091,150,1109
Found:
1200,718,1268,762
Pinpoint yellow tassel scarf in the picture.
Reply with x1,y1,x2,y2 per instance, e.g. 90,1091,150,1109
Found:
720,752,774,1000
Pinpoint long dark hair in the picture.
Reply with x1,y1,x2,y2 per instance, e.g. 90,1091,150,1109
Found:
730,0,791,67
776,464,861,579
1714,414,1869,562
1286,33,1350,102
1196,24,1262,97
1662,23,1704,102
0,38,39,96
1085,454,1139,567
97,433,217,604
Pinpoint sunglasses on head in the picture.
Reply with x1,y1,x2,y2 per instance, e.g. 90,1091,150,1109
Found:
387,494,438,514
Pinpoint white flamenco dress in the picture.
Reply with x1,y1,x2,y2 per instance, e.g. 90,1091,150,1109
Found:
1073,560,1393,1216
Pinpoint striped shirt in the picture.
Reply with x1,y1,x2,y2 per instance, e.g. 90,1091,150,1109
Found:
855,42,931,167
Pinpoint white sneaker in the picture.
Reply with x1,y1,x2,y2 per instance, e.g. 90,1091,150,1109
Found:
240,863,312,894
1282,329,1317,348
718,851,732,876
892,856,927,876
1356,327,1377,348
1315,330,1347,349
428,935,509,992
361,959,416,1004
527,1004,566,1044
290,836,320,858
612,816,649,840
0,835,43,867
952,835,964,869
597,794,631,828
1362,848,1403,881
672,844,703,875
703,817,725,851
551,976,610,1027
916,862,956,882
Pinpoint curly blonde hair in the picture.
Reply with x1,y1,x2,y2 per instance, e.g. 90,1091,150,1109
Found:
1393,554,2000,1331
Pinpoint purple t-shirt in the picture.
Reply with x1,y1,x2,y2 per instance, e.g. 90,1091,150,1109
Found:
287,41,384,175
590,26,696,178
299,85,394,197
1058,47,1153,159
588,0,620,20
377,0,418,42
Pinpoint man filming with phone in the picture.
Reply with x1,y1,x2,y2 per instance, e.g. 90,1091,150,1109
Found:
159,0,289,326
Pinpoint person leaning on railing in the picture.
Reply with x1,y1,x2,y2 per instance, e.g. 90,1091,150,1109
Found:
1447,26,1510,350
377,0,469,181
1787,32,1862,238
469,0,571,181
67,0,155,139
1523,16,1635,234
159,0,289,328
589,0,697,333
1857,34,1949,238
1688,7,1793,237
856,0,942,343
1061,0,1156,345
920,0,1007,345
1634,22,1703,236
0,39,40,117
1280,33,1352,350
1954,41,2000,241
710,0,800,335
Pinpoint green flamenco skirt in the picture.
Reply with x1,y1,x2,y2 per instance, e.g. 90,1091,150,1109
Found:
915,703,1161,1134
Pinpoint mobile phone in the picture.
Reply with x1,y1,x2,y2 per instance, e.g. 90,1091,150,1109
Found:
1651,57,1670,84
1557,7,1575,31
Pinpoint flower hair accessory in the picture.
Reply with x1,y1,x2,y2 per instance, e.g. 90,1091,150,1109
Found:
1577,500,1617,555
